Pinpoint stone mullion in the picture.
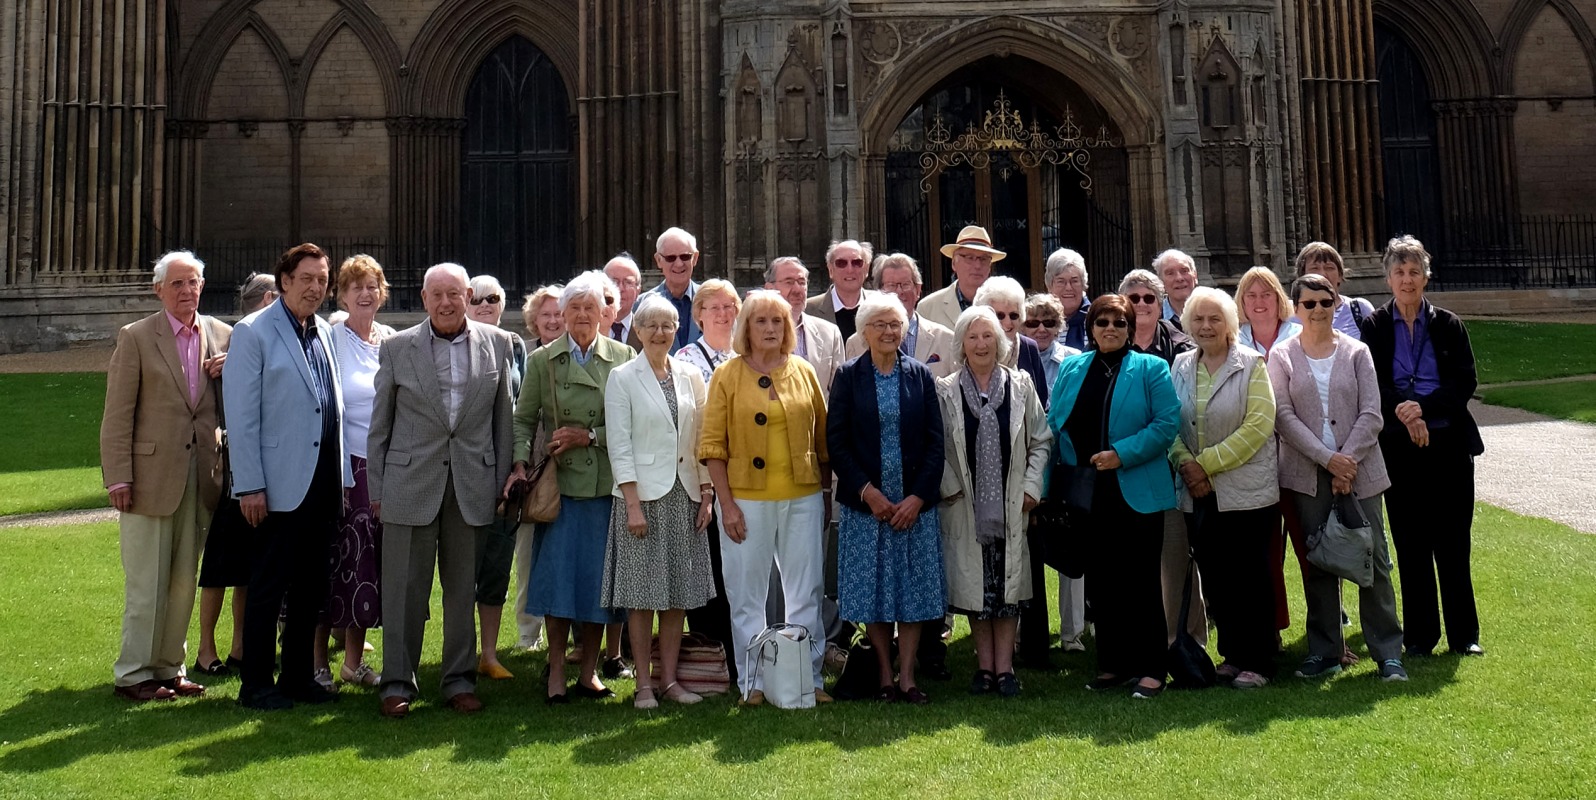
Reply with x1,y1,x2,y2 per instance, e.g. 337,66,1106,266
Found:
1296,0,1381,256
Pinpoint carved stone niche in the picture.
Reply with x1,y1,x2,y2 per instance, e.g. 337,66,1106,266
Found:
735,55,763,149
775,52,816,146
1196,35,1242,142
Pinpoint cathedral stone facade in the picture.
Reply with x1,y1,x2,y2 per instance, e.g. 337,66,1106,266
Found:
3,0,1594,349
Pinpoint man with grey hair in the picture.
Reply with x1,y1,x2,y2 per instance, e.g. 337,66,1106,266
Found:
844,253,954,377
604,253,643,344
765,256,844,395
1044,248,1092,350
369,262,516,718
1153,248,1199,330
639,227,701,350
101,250,231,702
805,239,878,341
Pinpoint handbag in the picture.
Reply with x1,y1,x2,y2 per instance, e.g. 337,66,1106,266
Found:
520,359,564,523
1032,499,1085,579
1307,493,1376,589
831,625,894,700
648,632,731,696
746,623,815,709
1166,548,1217,689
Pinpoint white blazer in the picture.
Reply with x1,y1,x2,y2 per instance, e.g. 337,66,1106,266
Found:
604,354,711,502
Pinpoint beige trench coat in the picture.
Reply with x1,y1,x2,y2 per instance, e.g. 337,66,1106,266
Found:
936,367,1053,611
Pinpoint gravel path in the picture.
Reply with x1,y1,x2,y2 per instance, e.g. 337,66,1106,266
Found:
1472,399,1596,534
0,507,117,529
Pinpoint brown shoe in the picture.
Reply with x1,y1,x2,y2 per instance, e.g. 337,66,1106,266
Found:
814,689,834,704
380,696,411,719
164,676,205,697
114,680,176,702
446,692,484,714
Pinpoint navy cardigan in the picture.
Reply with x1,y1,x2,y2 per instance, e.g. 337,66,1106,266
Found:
825,354,945,514
1361,300,1485,456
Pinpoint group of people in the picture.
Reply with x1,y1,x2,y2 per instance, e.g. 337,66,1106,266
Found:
100,221,1484,714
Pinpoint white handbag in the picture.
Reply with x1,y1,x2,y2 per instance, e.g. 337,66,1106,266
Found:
746,623,815,709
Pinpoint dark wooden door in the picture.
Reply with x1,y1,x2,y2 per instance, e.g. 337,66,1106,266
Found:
1375,23,1442,249
462,36,574,296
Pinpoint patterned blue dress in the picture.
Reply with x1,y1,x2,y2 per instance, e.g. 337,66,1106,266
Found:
838,361,947,623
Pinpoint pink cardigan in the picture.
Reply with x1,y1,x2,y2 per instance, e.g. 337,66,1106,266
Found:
1267,332,1391,499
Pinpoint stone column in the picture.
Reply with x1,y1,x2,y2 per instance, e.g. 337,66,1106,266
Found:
388,117,464,280
1295,0,1383,255
1433,99,1518,250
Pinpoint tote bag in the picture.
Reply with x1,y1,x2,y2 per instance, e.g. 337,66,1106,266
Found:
746,624,815,709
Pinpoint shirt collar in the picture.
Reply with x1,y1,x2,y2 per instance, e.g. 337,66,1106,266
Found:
429,320,470,343
278,297,315,340
164,310,198,337
830,286,859,312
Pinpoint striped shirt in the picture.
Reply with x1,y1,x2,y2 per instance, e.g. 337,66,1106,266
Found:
1169,359,1276,476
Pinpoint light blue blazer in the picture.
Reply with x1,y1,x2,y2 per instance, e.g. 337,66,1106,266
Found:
223,300,353,511
1046,349,1181,514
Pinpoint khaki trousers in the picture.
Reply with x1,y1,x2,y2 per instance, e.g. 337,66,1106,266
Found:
1160,508,1208,648
114,457,209,686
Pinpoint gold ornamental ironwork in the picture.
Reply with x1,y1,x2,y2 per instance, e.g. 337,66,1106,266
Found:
913,90,1119,194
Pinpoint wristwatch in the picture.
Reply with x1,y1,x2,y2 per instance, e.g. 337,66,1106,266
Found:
587,429,597,445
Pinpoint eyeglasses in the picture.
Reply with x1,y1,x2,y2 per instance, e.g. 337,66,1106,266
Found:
991,311,1021,321
1023,318,1060,329
1126,293,1159,306
613,276,642,288
639,322,678,333
867,321,904,333
1298,299,1335,310
832,258,865,269
702,303,739,315
773,278,807,289
1094,318,1129,329
469,294,502,306
879,282,917,294
659,253,694,263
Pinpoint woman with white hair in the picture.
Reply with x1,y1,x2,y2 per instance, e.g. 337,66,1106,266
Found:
1170,287,1280,688
522,285,566,348
464,273,529,681
827,293,946,704
1119,269,1193,364
508,270,637,704
601,293,716,709
1044,248,1092,350
937,306,1051,698
697,290,832,705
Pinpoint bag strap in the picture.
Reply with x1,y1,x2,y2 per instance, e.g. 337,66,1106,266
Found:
535,356,562,471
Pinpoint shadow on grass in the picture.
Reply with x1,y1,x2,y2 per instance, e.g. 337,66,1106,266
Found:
0,639,1462,775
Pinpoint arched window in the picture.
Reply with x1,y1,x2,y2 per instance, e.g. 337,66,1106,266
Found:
1375,23,1443,247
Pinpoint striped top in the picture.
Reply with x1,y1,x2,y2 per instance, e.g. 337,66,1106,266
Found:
1169,359,1276,476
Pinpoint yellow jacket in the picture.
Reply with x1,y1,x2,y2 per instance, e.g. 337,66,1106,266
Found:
698,355,829,491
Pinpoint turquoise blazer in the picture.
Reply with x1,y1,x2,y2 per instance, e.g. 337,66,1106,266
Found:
1046,349,1181,514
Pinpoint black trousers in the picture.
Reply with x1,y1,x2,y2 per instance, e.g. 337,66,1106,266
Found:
1188,497,1279,677
687,514,737,681
1017,523,1052,664
240,446,342,695
1382,433,1480,652
1084,476,1167,680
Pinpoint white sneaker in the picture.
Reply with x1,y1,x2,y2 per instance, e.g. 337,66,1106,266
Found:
1060,637,1086,653
1232,671,1270,689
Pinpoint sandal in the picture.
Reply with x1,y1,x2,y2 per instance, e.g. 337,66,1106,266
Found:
634,686,659,710
662,682,703,705
900,686,930,705
875,685,899,703
968,669,996,695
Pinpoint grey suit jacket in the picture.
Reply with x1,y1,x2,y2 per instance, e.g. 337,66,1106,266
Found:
798,314,845,396
368,320,516,527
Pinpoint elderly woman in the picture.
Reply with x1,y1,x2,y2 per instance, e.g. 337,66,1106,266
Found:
698,290,831,705
508,270,636,704
1044,248,1092,350
1119,268,1202,651
938,306,1051,698
1047,295,1180,698
1170,287,1280,688
306,255,396,689
1024,292,1081,396
522,285,566,349
827,294,945,704
463,274,529,680
1296,242,1375,341
675,278,742,384
1270,274,1406,681
1025,291,1087,652
602,294,717,709
1237,266,1301,357
192,273,282,675
1363,236,1484,658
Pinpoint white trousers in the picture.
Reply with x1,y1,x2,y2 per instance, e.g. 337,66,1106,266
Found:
1057,574,1087,644
720,493,826,695
115,457,209,686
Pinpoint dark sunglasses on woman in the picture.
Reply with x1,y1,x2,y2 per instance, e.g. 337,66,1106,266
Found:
1093,317,1129,329
469,294,502,306
1023,318,1061,329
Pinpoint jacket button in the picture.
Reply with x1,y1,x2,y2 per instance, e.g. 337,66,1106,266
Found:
312,441,319,447
314,407,320,414
444,459,450,466
588,410,596,416
753,457,766,469
678,457,685,463
755,412,767,425
585,458,592,466
185,443,191,450
758,376,772,389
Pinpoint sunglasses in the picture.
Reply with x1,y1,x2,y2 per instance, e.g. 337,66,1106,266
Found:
1298,299,1334,310
991,311,1021,321
1093,318,1129,329
832,258,865,269
1023,318,1060,329
469,294,502,306
1126,293,1159,305
660,253,694,263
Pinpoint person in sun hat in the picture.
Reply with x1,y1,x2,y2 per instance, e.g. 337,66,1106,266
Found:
917,225,1007,332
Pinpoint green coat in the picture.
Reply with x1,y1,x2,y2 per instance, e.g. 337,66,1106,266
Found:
513,333,636,498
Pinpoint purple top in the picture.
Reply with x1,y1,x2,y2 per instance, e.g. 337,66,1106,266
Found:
1392,300,1442,399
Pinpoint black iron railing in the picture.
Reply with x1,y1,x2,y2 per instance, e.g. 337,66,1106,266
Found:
1433,215,1596,290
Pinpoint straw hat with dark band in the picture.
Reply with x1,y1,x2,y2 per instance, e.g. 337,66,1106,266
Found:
939,225,1007,261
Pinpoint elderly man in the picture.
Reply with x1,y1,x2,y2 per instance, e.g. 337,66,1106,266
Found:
605,253,643,343
917,225,1005,331
638,227,702,350
100,251,231,702
805,239,878,341
1045,248,1092,350
224,243,353,711
368,263,516,718
843,252,954,377
765,256,844,395
1154,248,1199,329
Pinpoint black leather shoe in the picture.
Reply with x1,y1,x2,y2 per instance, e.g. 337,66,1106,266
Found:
283,682,338,704
923,661,953,681
968,669,996,695
995,672,1021,698
238,687,294,711
571,683,616,700
545,691,571,706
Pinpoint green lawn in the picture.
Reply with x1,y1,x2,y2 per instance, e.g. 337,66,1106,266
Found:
1468,320,1596,384
0,374,106,515
1,505,1591,798
1479,380,1596,423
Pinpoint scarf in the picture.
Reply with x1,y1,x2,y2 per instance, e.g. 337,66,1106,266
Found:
959,365,1009,546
